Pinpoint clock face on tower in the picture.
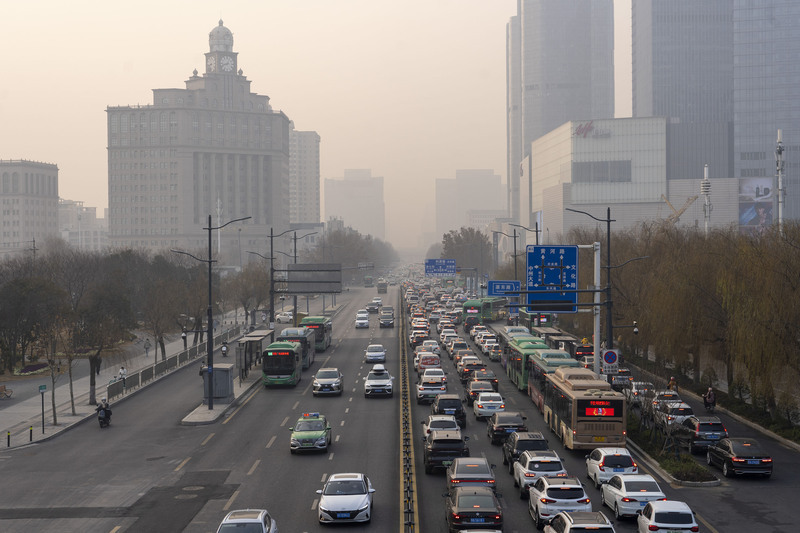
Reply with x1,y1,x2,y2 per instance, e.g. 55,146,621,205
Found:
207,56,216,71
220,56,234,71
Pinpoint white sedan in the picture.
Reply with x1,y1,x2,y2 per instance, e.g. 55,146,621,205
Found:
473,392,505,419
316,473,375,523
601,474,666,519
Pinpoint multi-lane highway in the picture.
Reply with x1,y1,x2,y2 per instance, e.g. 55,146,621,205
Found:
0,286,797,532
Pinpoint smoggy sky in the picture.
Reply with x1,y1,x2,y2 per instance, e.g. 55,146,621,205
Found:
0,0,631,254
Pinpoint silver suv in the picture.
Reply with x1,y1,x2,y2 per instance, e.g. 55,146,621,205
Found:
543,511,616,533
363,364,393,397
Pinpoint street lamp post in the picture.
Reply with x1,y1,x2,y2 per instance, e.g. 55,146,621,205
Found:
269,228,296,327
509,222,541,245
172,214,250,410
565,207,615,349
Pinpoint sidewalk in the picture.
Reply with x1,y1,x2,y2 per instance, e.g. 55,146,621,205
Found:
0,320,248,449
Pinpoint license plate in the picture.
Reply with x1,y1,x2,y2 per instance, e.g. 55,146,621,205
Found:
488,406,497,409
640,501,647,506
593,436,606,442
323,386,331,390
470,518,485,523
747,460,760,465
613,468,624,472
302,443,313,447
506,428,515,432
336,512,349,518
442,460,453,466
708,434,719,439
445,409,455,414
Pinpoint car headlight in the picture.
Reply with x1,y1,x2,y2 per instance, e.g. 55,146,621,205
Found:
313,380,321,387
358,503,369,513
290,439,300,446
315,437,327,446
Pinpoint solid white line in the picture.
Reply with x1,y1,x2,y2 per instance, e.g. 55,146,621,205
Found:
223,490,239,511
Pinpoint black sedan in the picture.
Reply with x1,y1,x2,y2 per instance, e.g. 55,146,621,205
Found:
486,411,528,445
464,380,494,406
706,437,773,478
445,486,503,532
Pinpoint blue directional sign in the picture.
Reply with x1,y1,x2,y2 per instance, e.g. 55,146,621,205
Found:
425,258,456,277
487,280,521,297
526,245,579,313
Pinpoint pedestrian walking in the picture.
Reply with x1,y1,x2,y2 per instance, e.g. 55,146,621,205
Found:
119,366,127,387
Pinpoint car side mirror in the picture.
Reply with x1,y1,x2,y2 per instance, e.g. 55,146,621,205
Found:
316,489,323,494
369,488,376,493
464,436,470,442
289,427,294,431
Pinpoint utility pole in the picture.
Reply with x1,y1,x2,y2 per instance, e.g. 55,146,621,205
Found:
701,164,712,236
776,129,785,236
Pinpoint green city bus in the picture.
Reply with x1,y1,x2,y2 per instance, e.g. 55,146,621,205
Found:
262,341,302,387
299,316,333,351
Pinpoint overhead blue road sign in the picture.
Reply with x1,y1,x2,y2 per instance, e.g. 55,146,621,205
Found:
487,280,521,297
425,258,456,277
526,245,579,313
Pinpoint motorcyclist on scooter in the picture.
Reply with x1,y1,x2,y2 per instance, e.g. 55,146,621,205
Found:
96,397,112,424
703,388,716,411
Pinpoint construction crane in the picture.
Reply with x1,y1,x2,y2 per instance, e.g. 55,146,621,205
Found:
661,194,698,225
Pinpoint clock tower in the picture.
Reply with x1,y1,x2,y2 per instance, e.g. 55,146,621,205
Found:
205,20,238,74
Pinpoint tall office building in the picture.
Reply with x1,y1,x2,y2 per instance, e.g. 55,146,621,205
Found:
289,125,321,225
58,199,108,252
435,169,505,239
0,159,59,253
507,0,614,224
632,0,733,181
734,1,800,222
324,169,385,240
107,21,291,263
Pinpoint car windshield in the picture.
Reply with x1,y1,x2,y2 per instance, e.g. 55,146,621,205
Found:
603,455,634,467
296,420,325,431
480,394,502,402
430,420,457,429
368,371,389,380
699,422,725,432
218,524,266,533
456,494,495,508
625,481,660,492
316,370,339,379
669,407,693,416
471,384,493,392
528,460,562,471
519,440,549,451
653,512,694,524
438,399,461,409
546,487,585,499
367,346,384,352
731,441,766,455
324,480,366,495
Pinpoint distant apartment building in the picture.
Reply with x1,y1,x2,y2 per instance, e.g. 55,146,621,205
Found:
435,169,505,239
0,159,59,254
289,125,321,224
507,0,614,224
106,21,291,264
58,199,108,252
324,170,385,240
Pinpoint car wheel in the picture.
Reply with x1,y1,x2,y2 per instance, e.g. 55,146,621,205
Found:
614,502,622,520
706,451,713,466
594,474,601,489
519,483,527,499
535,508,545,530
425,463,433,474
508,460,514,474
513,474,519,487
502,452,508,465
723,461,733,478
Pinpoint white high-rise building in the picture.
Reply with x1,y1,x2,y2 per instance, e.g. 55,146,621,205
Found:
324,169,385,240
289,125,321,224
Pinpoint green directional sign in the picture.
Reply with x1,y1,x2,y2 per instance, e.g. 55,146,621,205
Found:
39,384,47,393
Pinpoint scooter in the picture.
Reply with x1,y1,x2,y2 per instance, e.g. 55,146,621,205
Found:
98,408,112,428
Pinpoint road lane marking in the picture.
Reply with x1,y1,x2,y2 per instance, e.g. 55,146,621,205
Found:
303,381,313,395
321,473,327,482
201,433,215,446
248,459,260,476
292,401,299,410
349,397,353,402
696,512,720,533
311,498,318,510
340,421,345,426
109,527,122,533
280,416,290,427
223,490,240,511
335,435,340,442
266,436,276,448
328,452,334,460
345,408,350,414
223,387,259,425
174,457,190,472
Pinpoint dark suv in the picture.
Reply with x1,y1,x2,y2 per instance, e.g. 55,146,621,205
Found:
487,411,528,444
431,394,467,428
423,430,470,474
673,415,729,453
502,431,550,469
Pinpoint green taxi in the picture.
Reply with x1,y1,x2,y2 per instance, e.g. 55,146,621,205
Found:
289,412,332,453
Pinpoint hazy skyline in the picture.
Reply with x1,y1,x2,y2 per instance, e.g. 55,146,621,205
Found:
1,1,632,252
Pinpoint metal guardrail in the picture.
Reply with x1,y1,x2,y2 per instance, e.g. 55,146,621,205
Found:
106,327,242,400
399,296,417,533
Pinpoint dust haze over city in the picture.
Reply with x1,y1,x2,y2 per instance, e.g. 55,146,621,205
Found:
0,0,634,259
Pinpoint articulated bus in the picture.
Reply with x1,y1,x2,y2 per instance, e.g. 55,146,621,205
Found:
276,326,316,369
506,340,548,389
542,367,627,450
481,297,509,322
262,341,303,387
526,349,582,412
299,316,333,351
517,308,553,329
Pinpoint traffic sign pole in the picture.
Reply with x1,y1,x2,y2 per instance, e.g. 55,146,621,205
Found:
39,384,46,433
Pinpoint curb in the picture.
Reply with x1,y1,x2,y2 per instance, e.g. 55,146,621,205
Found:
180,376,263,426
627,439,721,487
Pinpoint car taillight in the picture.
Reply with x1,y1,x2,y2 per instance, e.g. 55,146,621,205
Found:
648,526,659,531
731,456,746,463
691,527,699,532
539,497,557,504
477,403,484,408
451,512,461,520
500,404,505,408
524,472,537,477
598,462,605,472
762,458,773,463
577,498,591,504
621,497,638,502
